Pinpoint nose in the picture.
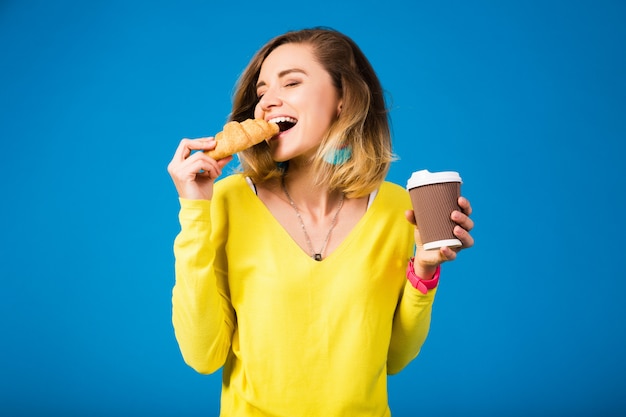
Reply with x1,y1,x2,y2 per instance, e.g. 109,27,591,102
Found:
256,86,282,113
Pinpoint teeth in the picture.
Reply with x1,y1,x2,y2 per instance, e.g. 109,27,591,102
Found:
268,116,297,124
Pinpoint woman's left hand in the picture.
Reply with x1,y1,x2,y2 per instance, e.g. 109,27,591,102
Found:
405,196,474,278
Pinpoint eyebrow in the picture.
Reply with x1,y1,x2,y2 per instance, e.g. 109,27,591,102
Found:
256,68,308,89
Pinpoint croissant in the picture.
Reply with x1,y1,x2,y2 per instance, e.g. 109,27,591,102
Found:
205,119,279,160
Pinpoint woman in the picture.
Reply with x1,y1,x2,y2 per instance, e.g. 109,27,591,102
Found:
168,28,474,416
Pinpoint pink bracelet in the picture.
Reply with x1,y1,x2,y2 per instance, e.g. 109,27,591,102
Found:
406,258,440,294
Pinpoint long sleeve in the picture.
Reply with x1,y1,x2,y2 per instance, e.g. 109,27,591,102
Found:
387,282,437,375
171,198,234,374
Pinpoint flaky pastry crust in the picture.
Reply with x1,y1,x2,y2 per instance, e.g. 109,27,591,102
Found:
205,119,279,160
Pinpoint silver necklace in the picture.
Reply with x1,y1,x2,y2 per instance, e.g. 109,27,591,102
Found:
281,177,344,261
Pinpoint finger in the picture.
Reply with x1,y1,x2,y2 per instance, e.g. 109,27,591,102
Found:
216,155,234,168
171,153,222,182
453,225,474,248
458,196,472,216
190,137,218,150
415,246,456,269
451,209,474,232
404,209,416,225
188,157,223,179
200,164,222,179
174,137,217,161
439,246,458,261
184,147,220,166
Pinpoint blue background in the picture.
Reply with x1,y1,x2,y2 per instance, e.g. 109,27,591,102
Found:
1,0,625,416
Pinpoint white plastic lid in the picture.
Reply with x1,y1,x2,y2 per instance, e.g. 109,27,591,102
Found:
406,169,462,189
423,238,462,251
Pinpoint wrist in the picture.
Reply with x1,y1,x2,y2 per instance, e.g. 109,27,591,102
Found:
411,261,438,281
406,258,440,294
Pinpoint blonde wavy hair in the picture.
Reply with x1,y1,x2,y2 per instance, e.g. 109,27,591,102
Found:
229,28,395,198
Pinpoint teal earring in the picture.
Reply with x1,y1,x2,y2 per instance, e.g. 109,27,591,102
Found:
323,144,352,165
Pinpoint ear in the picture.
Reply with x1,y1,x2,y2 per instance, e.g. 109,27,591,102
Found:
336,100,343,117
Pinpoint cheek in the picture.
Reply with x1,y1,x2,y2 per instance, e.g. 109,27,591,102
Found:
253,103,262,119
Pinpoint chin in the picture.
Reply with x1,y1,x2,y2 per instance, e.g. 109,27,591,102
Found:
269,144,294,163
272,155,292,164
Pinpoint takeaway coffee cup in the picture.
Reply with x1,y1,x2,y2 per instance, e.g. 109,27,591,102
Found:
406,170,463,251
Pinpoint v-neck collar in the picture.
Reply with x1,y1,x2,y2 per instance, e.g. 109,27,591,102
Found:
241,175,380,264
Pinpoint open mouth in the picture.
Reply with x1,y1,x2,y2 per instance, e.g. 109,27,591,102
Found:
269,116,297,133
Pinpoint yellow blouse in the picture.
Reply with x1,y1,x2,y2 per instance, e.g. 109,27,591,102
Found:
172,174,437,416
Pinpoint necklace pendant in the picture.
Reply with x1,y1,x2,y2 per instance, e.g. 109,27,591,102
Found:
281,176,344,264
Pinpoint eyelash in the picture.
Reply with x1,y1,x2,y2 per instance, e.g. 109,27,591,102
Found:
257,81,301,100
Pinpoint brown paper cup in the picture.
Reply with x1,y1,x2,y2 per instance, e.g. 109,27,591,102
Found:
407,170,463,251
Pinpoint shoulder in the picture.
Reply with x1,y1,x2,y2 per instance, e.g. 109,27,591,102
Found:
210,174,261,225
369,181,414,248
213,174,250,198
211,174,257,212
369,181,411,225
377,181,410,204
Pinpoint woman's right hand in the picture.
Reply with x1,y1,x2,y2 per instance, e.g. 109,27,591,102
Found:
167,137,233,200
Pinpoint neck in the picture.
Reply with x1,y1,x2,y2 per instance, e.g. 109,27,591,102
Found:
280,170,345,261
281,166,342,219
